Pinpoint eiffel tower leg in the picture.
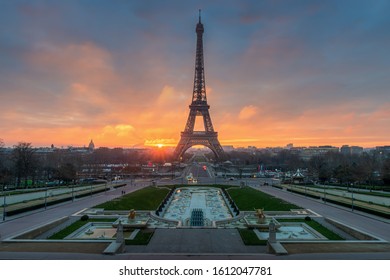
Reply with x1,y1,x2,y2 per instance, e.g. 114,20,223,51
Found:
173,135,189,161
207,137,226,161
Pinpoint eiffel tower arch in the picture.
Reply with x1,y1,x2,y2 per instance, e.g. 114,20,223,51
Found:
174,11,226,161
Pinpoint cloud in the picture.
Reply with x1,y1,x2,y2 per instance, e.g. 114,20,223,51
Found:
0,1,389,148
28,42,116,84
100,124,135,137
144,138,177,147
238,105,258,120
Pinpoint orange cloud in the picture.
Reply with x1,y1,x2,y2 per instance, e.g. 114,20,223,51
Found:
238,105,259,120
144,138,177,147
99,124,135,137
29,42,116,85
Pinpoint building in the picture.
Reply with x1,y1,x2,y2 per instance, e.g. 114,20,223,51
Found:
341,145,363,155
376,146,390,157
300,145,339,160
88,139,95,152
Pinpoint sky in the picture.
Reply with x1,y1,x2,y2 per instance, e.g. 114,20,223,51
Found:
0,0,389,149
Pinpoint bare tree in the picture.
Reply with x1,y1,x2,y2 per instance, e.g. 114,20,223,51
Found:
0,139,12,188
382,157,390,186
12,142,38,188
56,162,77,185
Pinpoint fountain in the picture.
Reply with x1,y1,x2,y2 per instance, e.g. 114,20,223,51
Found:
244,209,281,230
128,209,136,219
255,222,327,240
67,222,117,239
112,211,150,230
162,187,233,226
255,208,266,224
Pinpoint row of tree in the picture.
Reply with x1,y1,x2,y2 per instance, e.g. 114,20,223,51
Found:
1,140,390,188
0,141,166,188
225,149,390,186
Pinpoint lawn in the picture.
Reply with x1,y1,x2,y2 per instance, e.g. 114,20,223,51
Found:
238,229,267,246
227,187,298,211
125,229,154,245
95,186,171,210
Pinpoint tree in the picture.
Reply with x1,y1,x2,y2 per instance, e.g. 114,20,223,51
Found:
0,139,12,188
382,158,390,186
56,163,77,184
0,139,4,171
309,155,331,183
12,142,38,187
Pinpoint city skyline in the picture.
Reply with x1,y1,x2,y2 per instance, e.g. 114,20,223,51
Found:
1,1,389,149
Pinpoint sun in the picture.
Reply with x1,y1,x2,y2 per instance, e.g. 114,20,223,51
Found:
156,143,164,148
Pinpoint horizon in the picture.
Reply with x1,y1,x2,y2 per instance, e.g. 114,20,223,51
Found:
0,140,387,150
1,1,389,149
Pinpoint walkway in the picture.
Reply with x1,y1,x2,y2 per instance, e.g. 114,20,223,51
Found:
127,229,264,254
0,181,144,240
1,180,390,260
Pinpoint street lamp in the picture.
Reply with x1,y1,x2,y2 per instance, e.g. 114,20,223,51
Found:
2,186,7,222
351,183,354,211
323,187,326,204
44,185,48,210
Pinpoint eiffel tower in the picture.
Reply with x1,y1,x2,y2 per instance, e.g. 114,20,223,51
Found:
174,11,226,161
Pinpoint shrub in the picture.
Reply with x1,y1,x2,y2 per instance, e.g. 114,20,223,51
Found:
80,214,89,221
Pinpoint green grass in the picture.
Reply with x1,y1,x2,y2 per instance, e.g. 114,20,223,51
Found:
238,229,267,245
227,187,298,211
125,229,154,245
95,186,171,210
276,218,344,240
48,218,116,239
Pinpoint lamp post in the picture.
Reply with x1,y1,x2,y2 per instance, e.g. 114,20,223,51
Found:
351,183,354,211
323,187,326,204
2,186,7,222
44,186,48,210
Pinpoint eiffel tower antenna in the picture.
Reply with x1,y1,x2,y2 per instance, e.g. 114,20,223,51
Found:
174,11,226,161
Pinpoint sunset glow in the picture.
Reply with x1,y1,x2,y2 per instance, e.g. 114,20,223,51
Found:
0,1,389,149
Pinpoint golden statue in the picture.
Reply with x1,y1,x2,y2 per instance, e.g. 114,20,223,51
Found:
254,208,266,223
128,209,136,219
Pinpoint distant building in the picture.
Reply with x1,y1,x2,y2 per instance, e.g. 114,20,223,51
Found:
88,139,95,152
341,145,363,155
300,145,339,160
222,145,234,152
376,146,390,157
351,146,363,155
286,143,293,149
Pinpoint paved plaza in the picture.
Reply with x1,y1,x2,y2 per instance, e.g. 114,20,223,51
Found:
0,179,390,259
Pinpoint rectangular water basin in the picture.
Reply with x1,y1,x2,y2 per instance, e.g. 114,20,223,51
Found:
66,222,116,240
256,223,327,240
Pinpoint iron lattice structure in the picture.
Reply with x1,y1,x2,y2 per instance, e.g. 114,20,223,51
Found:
174,12,226,161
